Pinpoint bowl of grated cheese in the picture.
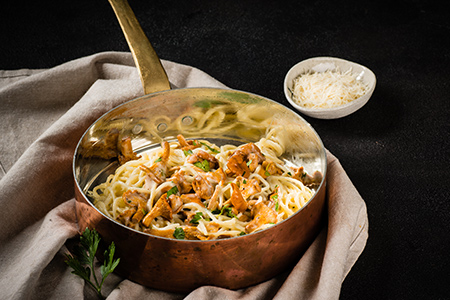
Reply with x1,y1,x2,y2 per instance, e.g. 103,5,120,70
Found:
284,57,376,119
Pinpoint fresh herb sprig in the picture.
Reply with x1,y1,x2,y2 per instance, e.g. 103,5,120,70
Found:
194,160,210,172
200,142,220,153
65,228,120,299
173,227,185,239
212,205,236,218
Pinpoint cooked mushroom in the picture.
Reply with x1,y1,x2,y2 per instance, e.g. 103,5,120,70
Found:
118,209,136,225
240,143,265,172
139,141,171,185
292,167,323,188
180,193,204,206
230,182,248,213
236,176,261,199
245,202,277,233
183,226,207,240
167,169,193,194
192,168,226,200
141,193,173,227
226,143,266,178
79,128,120,159
118,136,141,164
257,160,283,178
176,134,200,151
207,182,223,211
121,190,149,223
187,149,219,170
144,227,175,238
79,128,141,165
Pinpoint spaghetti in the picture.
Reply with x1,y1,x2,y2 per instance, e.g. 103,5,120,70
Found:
89,134,322,240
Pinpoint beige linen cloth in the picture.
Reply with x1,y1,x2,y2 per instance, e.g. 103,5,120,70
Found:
0,52,368,300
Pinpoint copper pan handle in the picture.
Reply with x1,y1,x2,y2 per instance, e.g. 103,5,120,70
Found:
108,0,171,94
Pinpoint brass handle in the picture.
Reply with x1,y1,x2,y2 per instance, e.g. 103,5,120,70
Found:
108,0,171,94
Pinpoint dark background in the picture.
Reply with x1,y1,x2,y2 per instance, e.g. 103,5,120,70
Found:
1,0,449,299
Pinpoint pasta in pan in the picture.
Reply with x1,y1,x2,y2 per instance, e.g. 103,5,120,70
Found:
89,134,322,240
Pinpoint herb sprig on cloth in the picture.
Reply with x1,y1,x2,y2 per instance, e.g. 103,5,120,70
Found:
65,228,120,299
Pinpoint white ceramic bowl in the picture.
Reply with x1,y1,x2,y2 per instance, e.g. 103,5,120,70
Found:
284,57,376,119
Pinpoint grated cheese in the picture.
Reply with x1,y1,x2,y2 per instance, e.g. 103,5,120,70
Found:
291,69,368,109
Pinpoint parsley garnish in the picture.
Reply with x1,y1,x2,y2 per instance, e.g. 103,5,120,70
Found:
190,212,204,224
221,206,236,218
154,157,162,163
212,205,235,218
239,231,246,236
275,200,279,211
173,227,185,239
194,160,210,172
200,142,219,153
167,186,179,197
65,228,120,299
246,160,252,167
183,149,193,156
265,163,271,176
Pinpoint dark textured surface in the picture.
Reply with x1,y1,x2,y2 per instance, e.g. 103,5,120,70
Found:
1,0,450,299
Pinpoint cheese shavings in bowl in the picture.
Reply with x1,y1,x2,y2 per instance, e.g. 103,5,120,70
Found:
284,57,376,119
291,69,368,109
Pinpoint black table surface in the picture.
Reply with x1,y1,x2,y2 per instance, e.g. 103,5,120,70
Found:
1,0,449,299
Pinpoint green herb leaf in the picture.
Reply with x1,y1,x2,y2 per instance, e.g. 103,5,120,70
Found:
239,231,246,236
200,142,219,153
79,228,99,268
167,186,179,197
183,149,193,156
100,242,120,282
264,171,270,177
221,206,236,218
212,206,236,218
194,160,210,172
154,157,162,163
65,228,120,299
173,227,185,239
275,200,279,211
65,253,91,282
190,212,204,224
246,160,252,167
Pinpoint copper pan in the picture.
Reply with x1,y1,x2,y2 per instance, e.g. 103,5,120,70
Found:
73,0,327,293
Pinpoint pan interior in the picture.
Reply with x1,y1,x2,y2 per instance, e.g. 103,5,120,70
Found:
74,88,326,211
